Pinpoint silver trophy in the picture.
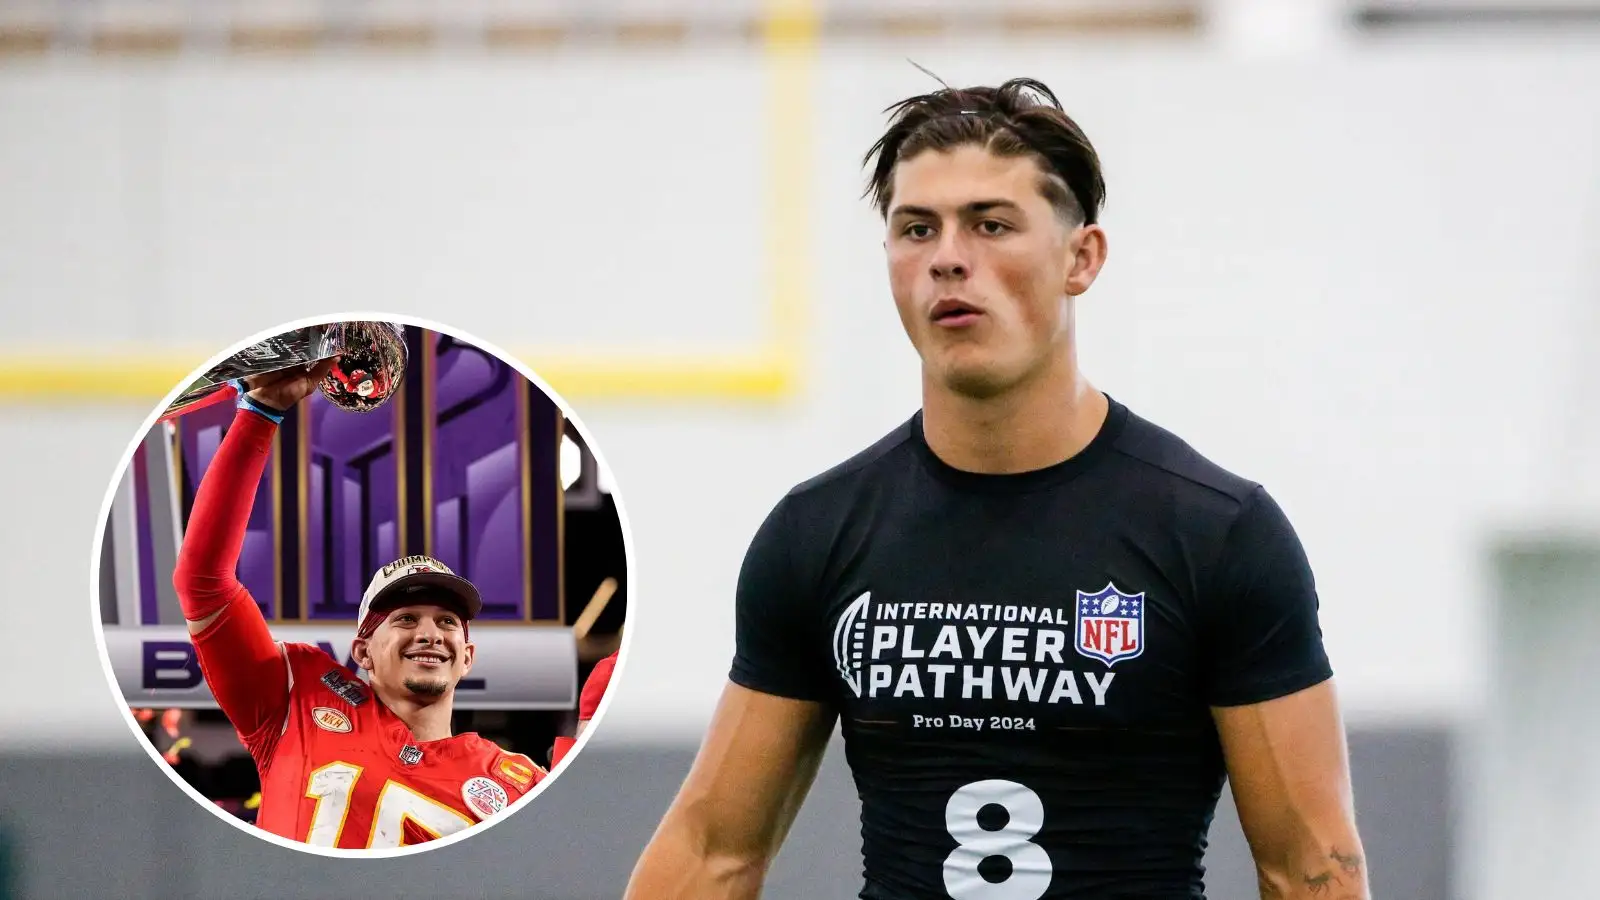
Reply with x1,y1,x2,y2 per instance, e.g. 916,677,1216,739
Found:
160,321,409,422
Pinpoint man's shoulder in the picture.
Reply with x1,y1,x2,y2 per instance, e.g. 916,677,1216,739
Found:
280,642,372,708
461,738,546,794
744,417,919,560
1110,400,1260,508
782,415,920,506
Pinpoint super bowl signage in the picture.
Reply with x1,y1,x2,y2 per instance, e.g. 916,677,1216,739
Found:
103,625,577,710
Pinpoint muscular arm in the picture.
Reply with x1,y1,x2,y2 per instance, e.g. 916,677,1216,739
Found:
1214,680,1369,900
624,682,837,900
172,408,290,744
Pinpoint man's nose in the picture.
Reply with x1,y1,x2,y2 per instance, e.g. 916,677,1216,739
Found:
929,231,969,280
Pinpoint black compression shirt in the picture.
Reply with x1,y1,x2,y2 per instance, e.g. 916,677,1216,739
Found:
730,395,1333,899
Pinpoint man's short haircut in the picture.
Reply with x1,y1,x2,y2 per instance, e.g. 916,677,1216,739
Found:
863,76,1106,227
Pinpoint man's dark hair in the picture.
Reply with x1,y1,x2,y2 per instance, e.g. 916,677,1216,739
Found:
863,77,1105,227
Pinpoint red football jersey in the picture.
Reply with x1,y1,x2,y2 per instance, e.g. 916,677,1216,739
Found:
242,642,543,848
178,409,546,849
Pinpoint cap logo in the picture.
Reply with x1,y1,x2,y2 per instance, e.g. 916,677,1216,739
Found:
380,555,450,579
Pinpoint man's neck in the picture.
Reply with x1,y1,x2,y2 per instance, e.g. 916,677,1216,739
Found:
378,689,455,742
921,352,1108,475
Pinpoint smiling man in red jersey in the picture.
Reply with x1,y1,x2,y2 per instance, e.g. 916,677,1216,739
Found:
174,362,545,849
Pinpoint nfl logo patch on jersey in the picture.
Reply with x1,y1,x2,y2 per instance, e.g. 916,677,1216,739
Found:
398,744,424,766
461,776,508,820
311,707,352,733
1075,583,1145,666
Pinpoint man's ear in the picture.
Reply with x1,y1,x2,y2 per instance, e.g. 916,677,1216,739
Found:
351,637,375,673
1065,223,1108,297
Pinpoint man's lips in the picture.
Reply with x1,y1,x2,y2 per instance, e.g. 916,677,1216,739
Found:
930,298,984,326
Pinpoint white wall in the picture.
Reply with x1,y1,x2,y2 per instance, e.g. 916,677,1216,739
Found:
2,36,1598,751
1470,539,1600,900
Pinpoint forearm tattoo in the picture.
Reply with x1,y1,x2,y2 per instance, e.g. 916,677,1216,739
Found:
1329,847,1363,877
1299,846,1367,899
1260,846,1368,899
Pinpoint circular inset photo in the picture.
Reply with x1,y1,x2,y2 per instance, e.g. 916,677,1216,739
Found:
89,315,630,857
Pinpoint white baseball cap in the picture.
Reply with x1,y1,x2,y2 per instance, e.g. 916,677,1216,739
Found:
356,554,482,636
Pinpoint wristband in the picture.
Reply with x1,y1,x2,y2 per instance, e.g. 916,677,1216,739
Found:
230,379,289,425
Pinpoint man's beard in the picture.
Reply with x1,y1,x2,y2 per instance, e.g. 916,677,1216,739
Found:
403,676,450,697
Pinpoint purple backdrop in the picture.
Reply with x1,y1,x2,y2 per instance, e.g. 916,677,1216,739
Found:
124,327,562,625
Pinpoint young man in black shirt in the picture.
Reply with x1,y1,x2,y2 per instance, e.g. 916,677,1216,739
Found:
626,78,1369,900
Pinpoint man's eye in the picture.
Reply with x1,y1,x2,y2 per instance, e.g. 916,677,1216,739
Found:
977,220,1010,236
903,223,934,239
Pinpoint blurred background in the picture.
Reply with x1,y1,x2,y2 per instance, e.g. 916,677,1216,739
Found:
0,0,1596,897
101,322,626,826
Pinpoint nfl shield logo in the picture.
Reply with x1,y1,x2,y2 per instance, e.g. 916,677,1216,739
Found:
1074,583,1145,666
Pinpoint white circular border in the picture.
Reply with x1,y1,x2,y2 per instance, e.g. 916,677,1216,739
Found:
86,311,639,860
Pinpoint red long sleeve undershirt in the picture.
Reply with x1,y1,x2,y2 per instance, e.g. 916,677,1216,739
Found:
156,382,238,425
172,408,290,760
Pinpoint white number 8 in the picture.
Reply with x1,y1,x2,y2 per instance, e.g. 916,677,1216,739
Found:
943,779,1052,899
